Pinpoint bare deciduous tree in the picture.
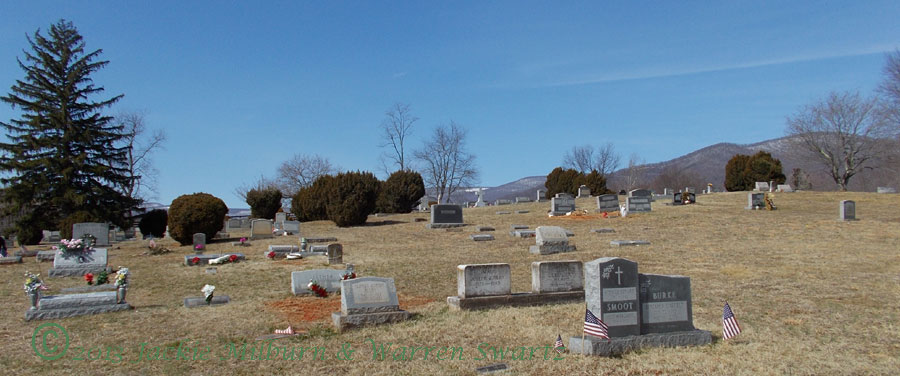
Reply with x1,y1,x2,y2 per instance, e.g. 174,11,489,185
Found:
562,142,620,176
786,91,896,191
414,121,478,203
879,50,900,125
233,175,278,202
379,103,417,174
118,111,166,201
623,153,647,191
274,153,337,196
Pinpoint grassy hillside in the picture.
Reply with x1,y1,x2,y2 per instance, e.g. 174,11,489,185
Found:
1,191,898,375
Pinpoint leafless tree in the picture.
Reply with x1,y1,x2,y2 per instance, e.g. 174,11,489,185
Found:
651,165,701,193
117,111,166,201
879,50,900,125
274,153,337,196
786,91,897,191
379,103,418,174
414,121,478,203
233,175,278,201
563,142,620,176
623,153,647,191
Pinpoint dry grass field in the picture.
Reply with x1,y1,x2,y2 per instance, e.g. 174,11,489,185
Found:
1,191,898,375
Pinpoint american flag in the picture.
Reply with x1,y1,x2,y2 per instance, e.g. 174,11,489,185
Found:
722,302,742,340
274,325,295,335
554,334,565,354
584,309,609,339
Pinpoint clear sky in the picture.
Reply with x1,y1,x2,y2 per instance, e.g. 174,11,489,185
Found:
1,1,898,208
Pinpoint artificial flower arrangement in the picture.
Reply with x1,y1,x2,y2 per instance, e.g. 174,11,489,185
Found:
191,256,201,265
24,271,48,295
307,280,328,298
194,244,204,252
85,273,94,285
342,271,357,280
115,267,129,288
53,234,95,255
208,254,239,265
202,284,215,304
145,239,172,255
266,251,276,259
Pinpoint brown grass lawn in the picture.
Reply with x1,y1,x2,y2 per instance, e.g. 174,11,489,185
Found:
1,191,898,375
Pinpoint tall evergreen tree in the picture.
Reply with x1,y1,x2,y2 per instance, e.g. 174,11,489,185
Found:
0,20,138,240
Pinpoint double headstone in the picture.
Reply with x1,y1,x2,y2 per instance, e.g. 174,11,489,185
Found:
72,223,110,246
332,277,410,332
595,194,619,213
839,200,857,221
49,248,109,277
515,196,532,203
291,269,347,295
537,189,547,202
282,221,300,235
448,261,583,310
569,257,711,356
754,182,769,191
550,196,575,216
626,190,651,212
426,204,465,228
25,290,131,320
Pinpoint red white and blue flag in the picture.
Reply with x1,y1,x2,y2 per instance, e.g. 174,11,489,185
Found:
274,325,295,335
722,301,742,340
554,334,565,354
584,309,609,339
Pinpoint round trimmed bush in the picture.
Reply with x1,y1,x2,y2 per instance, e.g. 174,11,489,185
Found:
376,170,425,214
246,187,282,219
167,193,228,246
138,209,168,238
58,211,98,240
326,171,380,227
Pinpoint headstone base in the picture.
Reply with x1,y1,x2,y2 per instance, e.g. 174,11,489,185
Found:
510,230,536,238
447,291,583,310
15,250,38,257
425,223,466,229
476,226,495,232
610,240,650,247
231,242,252,247
529,245,576,255
568,330,712,356
61,284,118,293
26,302,131,321
184,295,231,308
515,210,529,214
36,251,56,262
591,228,615,233
306,237,338,243
25,291,131,321
0,256,23,264
331,310,410,332
471,234,495,241
48,265,111,277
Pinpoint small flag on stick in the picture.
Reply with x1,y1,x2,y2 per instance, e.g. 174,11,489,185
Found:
722,301,742,340
274,325,295,335
554,334,565,354
584,309,609,339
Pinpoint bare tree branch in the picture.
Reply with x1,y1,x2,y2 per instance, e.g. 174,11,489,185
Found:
563,142,620,176
117,111,166,201
274,153,338,197
379,103,417,174
414,121,478,203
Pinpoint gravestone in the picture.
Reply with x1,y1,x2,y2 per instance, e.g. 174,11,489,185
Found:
515,197,532,203
494,199,512,205
49,248,109,277
266,245,299,259
227,218,242,231
840,200,857,221
626,196,651,212
537,189,547,202
511,229,536,238
515,210,529,214
495,211,511,215
510,224,528,230
584,257,640,337
610,240,650,247
327,244,343,264
332,277,410,331
746,193,765,210
530,226,576,255
876,187,897,194
291,269,347,295
470,234,495,241
639,274,695,334
550,196,575,216
25,291,131,320
531,260,583,293
250,219,274,239
672,192,696,205
193,233,206,250
36,251,56,262
628,189,652,198
72,222,110,246
596,194,619,213
476,226,495,232
777,184,793,192
591,228,615,234
184,295,230,308
0,256,23,264
275,212,286,225
48,231,61,242
282,221,301,235
426,204,465,228
555,193,574,199
577,185,591,198
754,182,769,191
457,264,511,298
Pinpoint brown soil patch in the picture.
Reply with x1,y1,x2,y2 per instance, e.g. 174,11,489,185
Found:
264,294,435,325
548,211,619,220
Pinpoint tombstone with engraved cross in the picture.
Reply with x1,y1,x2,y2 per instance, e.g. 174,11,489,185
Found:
584,257,640,337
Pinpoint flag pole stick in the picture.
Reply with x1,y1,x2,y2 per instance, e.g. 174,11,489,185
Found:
581,301,586,355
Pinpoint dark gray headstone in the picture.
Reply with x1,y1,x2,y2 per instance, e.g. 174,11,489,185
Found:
476,226,495,232
510,224,528,230
746,193,765,210
591,228,615,234
639,274,695,334
596,194,619,213
628,189,652,198
531,260,583,293
626,196,651,212
72,222,110,246
551,196,575,216
470,234,495,241
577,185,591,198
193,233,206,249
457,264,511,298
429,204,464,226
584,257,640,337
840,200,856,221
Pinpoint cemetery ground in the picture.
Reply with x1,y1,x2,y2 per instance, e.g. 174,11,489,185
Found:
1,191,898,375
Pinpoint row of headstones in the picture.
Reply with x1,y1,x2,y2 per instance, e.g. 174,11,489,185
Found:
754,181,794,192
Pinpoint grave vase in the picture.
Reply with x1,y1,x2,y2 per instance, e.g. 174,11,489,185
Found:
29,291,41,310
116,286,127,304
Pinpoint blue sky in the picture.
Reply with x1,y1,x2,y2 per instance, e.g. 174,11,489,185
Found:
1,1,898,208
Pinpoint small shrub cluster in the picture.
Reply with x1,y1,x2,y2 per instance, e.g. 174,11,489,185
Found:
326,171,381,227
724,151,786,191
138,209,168,238
246,187,282,219
167,193,228,246
544,167,613,198
376,170,425,214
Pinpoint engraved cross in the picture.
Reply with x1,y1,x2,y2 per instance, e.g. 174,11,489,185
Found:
615,267,623,285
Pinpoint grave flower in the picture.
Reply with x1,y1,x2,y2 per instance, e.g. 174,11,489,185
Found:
191,256,201,265
228,254,238,263
24,271,48,295
115,268,129,288
307,280,327,298
96,270,109,284
239,237,247,244
194,244,204,251
85,273,94,285
202,284,215,304
267,251,276,259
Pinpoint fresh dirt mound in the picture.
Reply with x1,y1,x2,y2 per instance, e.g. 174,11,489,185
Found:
265,294,435,325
